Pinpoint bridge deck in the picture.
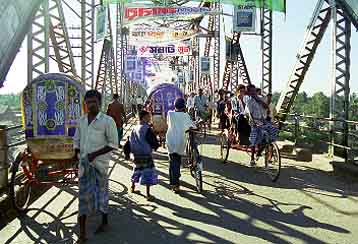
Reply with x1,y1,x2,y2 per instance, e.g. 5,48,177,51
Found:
1,122,358,244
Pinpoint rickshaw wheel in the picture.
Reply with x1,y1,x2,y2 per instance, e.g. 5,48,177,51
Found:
9,152,33,212
220,132,230,163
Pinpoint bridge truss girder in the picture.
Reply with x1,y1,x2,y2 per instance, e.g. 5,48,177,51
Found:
223,33,251,91
276,0,332,120
49,0,78,78
261,8,273,95
27,0,50,83
329,0,352,160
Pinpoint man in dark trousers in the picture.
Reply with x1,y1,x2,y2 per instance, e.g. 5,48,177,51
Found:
107,94,126,148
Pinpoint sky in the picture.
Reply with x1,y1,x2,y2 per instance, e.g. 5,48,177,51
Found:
0,0,357,95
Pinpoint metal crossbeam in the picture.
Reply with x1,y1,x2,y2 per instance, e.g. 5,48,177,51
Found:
276,0,331,120
261,8,273,94
223,33,251,90
49,0,78,78
27,0,50,82
329,0,352,160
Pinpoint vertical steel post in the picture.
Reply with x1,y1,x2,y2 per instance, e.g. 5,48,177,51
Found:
261,8,273,95
329,0,351,161
81,0,95,88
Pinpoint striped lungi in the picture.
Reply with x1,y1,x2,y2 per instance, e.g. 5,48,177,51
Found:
79,157,109,216
249,122,279,147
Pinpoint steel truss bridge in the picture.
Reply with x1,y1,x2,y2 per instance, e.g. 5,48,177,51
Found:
0,0,357,160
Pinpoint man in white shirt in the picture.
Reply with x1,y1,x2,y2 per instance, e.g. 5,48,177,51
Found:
186,92,195,119
194,88,208,120
74,90,118,243
244,85,278,166
166,98,195,193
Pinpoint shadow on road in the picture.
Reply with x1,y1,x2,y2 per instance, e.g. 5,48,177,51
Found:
1,137,355,243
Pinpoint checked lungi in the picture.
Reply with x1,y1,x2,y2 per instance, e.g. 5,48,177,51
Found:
249,121,279,147
79,157,109,216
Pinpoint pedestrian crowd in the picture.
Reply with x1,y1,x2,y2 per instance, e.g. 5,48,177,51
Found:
74,85,277,243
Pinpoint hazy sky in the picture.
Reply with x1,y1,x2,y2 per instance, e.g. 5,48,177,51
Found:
0,0,357,95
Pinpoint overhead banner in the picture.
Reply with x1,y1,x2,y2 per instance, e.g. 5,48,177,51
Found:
124,6,219,23
104,0,286,13
233,6,256,32
136,43,192,57
95,6,107,41
130,27,200,43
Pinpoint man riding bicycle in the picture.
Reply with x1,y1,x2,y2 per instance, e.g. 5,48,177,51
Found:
244,84,279,166
193,88,209,122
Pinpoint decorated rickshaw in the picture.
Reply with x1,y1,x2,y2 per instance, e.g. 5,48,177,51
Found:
10,73,86,211
145,83,183,145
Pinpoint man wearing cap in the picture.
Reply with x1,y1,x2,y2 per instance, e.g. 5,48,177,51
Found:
166,97,196,193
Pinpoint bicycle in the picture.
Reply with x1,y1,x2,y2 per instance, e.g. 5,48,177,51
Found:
185,128,204,193
220,121,281,182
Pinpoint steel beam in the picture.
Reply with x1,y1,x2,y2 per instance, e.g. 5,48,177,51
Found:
81,0,95,88
213,2,221,92
261,8,273,94
329,0,352,160
276,0,331,120
27,0,50,83
49,0,78,78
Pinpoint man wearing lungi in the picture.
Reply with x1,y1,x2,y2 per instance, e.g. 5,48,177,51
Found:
244,85,279,166
74,90,118,243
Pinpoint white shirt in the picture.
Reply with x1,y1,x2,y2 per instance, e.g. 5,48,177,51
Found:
268,104,277,118
187,96,195,109
244,96,267,124
136,97,144,105
73,112,118,176
166,111,195,155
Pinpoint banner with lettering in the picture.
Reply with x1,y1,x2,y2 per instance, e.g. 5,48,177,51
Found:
129,27,200,43
124,6,219,23
103,0,286,13
136,43,192,57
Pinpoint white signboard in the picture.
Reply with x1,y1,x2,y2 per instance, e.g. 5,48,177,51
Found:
233,6,256,33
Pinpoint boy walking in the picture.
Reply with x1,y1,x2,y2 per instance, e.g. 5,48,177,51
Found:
125,110,159,200
166,98,195,193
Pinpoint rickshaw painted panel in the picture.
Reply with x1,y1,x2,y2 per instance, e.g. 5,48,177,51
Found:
21,73,85,160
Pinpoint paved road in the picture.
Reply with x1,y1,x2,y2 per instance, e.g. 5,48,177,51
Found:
1,123,358,244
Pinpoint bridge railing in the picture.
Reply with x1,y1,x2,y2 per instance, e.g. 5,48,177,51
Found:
280,113,358,163
0,124,26,189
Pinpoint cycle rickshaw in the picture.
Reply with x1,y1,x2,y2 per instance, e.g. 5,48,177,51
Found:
220,100,282,182
145,83,183,146
9,73,85,211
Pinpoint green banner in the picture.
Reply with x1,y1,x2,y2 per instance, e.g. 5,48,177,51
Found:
103,0,286,12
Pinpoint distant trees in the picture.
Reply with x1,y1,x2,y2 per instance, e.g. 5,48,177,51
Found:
272,91,358,121
0,94,21,110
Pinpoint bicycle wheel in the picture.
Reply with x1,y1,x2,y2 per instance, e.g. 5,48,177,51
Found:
195,165,203,193
263,142,281,182
10,153,33,212
220,132,230,163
